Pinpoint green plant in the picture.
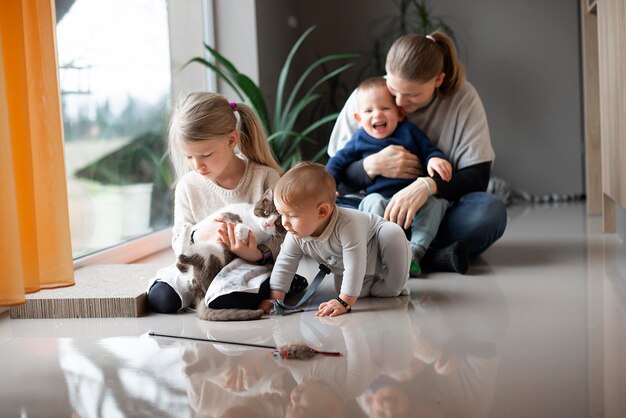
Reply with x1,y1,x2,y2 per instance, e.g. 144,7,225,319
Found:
364,0,456,78
185,25,358,170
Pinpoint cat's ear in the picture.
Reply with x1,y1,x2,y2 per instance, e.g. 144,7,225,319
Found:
263,188,273,200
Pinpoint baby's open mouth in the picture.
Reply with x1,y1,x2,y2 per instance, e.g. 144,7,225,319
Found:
373,122,387,133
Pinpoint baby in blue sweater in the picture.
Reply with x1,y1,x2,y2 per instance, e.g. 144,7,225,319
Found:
326,77,452,275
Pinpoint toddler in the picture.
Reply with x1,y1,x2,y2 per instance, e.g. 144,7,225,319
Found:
260,162,411,317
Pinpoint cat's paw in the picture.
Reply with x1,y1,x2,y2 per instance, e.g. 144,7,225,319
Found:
234,224,252,244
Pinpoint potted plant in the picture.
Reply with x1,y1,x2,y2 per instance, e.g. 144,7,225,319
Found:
186,25,358,170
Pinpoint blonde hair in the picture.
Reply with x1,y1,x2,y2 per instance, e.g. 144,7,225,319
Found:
168,92,281,179
385,31,465,96
274,162,336,209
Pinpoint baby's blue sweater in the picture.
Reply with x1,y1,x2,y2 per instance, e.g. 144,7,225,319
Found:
326,121,446,198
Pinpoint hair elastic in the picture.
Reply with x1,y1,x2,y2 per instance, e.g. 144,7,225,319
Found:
229,101,237,111
426,34,436,43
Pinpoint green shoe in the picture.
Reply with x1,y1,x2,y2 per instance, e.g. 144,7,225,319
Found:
410,260,421,277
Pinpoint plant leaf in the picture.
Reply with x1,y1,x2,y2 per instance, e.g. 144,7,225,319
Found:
281,94,321,136
281,54,358,127
183,57,244,101
301,112,339,136
274,25,317,129
203,42,241,78
302,62,356,102
311,144,329,162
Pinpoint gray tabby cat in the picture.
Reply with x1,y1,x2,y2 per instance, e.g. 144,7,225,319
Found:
175,189,285,321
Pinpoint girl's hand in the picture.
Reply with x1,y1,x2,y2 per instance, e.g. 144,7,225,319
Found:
259,290,286,314
194,218,227,243
258,299,276,314
218,222,262,262
363,145,423,179
427,157,452,182
384,178,434,229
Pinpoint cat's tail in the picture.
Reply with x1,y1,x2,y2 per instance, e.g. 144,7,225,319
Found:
196,301,265,321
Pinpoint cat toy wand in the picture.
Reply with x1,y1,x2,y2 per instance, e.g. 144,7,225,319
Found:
148,331,343,360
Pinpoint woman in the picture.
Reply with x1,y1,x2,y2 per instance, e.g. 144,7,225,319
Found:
328,32,507,273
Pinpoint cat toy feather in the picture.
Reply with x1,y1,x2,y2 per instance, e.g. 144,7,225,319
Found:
148,331,342,360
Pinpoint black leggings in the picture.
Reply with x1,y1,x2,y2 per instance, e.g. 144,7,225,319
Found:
147,281,182,313
147,274,309,314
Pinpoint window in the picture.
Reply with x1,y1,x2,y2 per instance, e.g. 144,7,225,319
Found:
57,0,174,259
56,0,174,259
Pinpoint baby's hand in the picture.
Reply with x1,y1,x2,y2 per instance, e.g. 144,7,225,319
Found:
427,157,452,182
316,298,350,317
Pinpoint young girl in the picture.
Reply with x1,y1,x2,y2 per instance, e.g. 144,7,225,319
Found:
147,92,282,313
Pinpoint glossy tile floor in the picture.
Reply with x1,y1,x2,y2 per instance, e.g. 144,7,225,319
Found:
2,202,626,418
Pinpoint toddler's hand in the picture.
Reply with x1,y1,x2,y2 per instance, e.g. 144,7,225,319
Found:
316,298,349,317
427,157,452,182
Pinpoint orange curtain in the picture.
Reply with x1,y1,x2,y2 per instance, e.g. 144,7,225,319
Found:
0,0,74,306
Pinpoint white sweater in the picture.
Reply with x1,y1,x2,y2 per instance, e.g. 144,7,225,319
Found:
171,158,281,256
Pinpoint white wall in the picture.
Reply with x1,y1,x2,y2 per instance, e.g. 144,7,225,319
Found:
167,0,209,100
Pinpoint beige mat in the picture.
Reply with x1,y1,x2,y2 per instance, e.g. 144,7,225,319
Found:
10,264,160,319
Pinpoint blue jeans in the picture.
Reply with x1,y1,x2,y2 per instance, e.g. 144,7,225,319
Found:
337,191,507,258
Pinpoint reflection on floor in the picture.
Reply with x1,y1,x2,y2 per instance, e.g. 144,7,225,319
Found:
1,202,625,418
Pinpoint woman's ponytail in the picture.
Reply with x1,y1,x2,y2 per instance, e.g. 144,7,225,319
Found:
430,31,465,96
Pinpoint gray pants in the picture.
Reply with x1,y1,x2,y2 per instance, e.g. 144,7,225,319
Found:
334,221,411,298
359,193,448,250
